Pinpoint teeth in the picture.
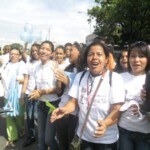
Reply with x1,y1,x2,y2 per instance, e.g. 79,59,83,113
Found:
92,62,98,64
92,63,98,65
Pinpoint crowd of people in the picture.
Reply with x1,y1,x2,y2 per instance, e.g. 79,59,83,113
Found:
0,39,150,150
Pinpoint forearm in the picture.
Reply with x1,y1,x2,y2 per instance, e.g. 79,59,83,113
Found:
63,98,78,115
38,88,57,96
104,103,122,127
29,87,60,100
21,75,28,94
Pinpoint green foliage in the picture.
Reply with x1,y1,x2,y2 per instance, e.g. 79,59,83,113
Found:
88,0,150,46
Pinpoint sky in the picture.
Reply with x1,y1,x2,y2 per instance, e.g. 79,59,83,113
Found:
0,0,96,48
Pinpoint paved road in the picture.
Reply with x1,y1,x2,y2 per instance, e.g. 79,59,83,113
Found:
0,99,38,150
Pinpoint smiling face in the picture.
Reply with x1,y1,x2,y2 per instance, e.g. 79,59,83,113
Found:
87,45,108,76
31,45,39,60
120,51,128,71
65,46,71,57
129,48,148,75
39,43,53,64
10,49,21,63
55,48,65,64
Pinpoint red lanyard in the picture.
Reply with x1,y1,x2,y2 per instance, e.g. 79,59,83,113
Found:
87,71,106,109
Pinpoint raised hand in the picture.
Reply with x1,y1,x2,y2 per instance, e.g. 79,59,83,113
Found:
54,69,69,85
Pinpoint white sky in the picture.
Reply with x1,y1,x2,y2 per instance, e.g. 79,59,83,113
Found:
0,0,96,48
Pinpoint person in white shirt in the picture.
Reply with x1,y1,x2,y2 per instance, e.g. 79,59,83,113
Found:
22,43,41,147
29,41,61,150
64,42,72,66
55,45,69,70
51,41,125,150
1,47,28,146
118,41,150,150
0,45,11,100
54,42,85,150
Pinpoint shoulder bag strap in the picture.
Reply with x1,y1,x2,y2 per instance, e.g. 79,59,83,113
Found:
79,70,107,140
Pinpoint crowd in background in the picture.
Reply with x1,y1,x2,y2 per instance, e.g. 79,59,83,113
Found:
0,39,150,150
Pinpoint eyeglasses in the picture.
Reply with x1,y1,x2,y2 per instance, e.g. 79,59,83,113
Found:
10,53,19,56
65,48,72,51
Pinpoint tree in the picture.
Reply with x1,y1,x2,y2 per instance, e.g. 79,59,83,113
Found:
88,0,150,46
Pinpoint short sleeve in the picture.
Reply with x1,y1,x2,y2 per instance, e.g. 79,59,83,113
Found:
20,61,28,75
110,72,125,104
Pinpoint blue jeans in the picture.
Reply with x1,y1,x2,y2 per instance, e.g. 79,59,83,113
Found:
37,101,59,150
24,94,38,138
118,126,150,150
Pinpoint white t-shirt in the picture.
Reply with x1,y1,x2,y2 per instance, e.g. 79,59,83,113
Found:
0,54,10,96
64,58,70,66
35,60,59,102
69,70,125,144
0,53,10,66
1,60,28,98
25,60,41,94
58,62,69,71
118,72,150,133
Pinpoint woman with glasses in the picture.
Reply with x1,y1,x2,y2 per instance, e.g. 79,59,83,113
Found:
1,47,28,147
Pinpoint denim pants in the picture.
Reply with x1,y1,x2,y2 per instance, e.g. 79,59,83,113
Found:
24,94,38,138
37,101,60,150
80,139,118,150
118,126,150,150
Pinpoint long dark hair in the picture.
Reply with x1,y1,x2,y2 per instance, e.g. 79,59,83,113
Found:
40,40,54,52
30,43,40,63
115,49,128,73
65,42,85,72
128,41,150,73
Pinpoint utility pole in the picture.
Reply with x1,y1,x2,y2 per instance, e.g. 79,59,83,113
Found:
46,28,51,40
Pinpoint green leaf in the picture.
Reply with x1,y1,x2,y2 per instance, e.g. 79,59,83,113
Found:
41,97,56,114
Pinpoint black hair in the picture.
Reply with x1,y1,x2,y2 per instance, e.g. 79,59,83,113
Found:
40,40,54,52
65,42,85,72
72,42,82,52
64,43,72,48
115,49,128,73
128,41,150,73
30,43,40,63
55,45,65,53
